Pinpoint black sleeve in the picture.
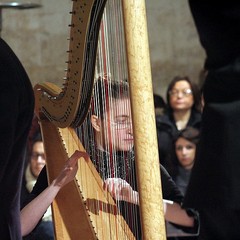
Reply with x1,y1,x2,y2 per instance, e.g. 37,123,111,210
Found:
160,165,183,204
188,1,240,70
21,166,48,209
160,165,200,235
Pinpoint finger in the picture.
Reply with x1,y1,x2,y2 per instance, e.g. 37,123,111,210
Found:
67,150,87,166
103,182,106,190
76,151,90,161
103,179,111,191
66,156,78,168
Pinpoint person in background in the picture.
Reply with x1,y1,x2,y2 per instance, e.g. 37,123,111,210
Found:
154,93,167,117
172,127,200,196
183,2,240,239
166,129,200,240
156,76,202,176
21,150,86,237
0,37,34,239
21,133,54,240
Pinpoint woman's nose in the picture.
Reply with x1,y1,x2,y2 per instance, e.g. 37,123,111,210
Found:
181,148,188,155
177,92,184,98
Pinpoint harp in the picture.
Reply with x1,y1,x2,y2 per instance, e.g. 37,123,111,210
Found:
34,0,166,239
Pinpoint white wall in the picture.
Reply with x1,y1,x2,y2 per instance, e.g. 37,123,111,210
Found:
1,0,205,98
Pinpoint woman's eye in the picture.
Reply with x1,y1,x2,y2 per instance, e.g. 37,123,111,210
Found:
176,146,183,151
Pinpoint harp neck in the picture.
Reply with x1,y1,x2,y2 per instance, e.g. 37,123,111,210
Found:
34,0,106,128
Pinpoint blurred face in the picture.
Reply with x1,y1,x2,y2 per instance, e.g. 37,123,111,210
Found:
169,80,194,111
30,141,46,178
100,98,134,151
175,137,196,169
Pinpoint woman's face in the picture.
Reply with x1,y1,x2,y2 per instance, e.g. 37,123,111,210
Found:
175,137,196,169
169,80,194,112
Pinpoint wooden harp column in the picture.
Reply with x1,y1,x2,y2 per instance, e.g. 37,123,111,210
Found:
34,0,166,239
122,1,166,239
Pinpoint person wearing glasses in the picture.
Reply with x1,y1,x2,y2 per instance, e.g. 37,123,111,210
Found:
21,133,54,240
88,78,199,238
20,120,86,238
156,76,202,176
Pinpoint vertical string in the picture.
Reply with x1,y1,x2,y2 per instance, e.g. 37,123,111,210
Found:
77,0,139,238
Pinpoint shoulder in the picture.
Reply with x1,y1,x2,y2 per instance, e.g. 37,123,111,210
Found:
21,166,48,208
156,113,175,130
189,110,202,128
31,166,48,195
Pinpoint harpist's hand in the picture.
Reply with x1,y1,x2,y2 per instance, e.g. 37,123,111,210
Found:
104,178,139,205
21,150,89,237
53,150,88,188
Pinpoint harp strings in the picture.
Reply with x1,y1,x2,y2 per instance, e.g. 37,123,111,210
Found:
77,0,140,237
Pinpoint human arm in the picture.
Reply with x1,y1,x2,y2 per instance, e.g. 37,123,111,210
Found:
104,177,194,227
163,200,194,227
21,150,88,236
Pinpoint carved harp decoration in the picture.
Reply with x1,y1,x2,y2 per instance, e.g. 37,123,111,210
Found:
34,0,166,239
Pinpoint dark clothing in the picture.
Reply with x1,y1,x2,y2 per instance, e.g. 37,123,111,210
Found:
188,2,240,71
23,221,54,240
21,167,53,239
93,150,183,202
196,208,240,240
24,163,183,207
21,166,54,240
184,101,240,210
20,171,30,207
174,166,192,196
22,166,48,206
156,109,201,175
93,149,186,237
160,165,184,203
184,1,240,239
24,159,198,239
0,38,34,239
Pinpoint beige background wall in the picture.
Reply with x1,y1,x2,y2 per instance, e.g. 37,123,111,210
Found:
1,0,205,99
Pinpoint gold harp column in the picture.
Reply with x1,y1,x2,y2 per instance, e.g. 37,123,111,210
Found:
122,0,166,239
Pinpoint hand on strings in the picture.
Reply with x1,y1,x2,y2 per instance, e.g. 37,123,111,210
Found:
104,178,139,205
53,150,88,188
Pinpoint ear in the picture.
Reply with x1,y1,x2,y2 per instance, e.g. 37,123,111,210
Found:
91,115,101,132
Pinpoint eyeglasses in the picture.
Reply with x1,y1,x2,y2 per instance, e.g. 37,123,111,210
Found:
110,117,132,129
31,153,46,160
169,89,192,97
